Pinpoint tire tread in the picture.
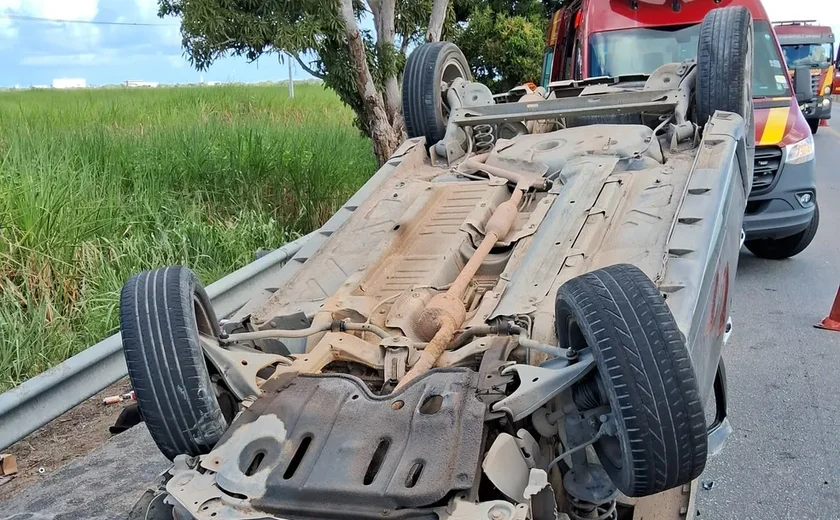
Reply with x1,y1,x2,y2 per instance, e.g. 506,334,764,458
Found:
556,263,707,497
120,266,227,460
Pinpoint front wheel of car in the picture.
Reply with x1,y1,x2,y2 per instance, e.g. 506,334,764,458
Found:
556,263,708,498
745,203,820,260
120,266,229,460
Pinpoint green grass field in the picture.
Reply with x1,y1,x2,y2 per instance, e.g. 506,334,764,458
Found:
0,84,376,391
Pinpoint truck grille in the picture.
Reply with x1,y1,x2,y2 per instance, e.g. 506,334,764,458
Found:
753,147,782,191
811,73,821,96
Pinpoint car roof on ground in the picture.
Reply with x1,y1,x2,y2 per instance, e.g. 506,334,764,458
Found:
582,0,771,34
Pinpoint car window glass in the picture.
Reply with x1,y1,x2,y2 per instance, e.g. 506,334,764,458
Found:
781,43,834,68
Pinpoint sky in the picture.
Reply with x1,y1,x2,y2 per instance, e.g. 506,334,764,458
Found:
0,0,839,87
0,0,301,86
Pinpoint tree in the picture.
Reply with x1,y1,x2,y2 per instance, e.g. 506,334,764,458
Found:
452,0,548,93
158,0,450,165
158,0,561,163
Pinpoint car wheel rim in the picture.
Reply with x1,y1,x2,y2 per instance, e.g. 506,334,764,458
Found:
440,58,468,119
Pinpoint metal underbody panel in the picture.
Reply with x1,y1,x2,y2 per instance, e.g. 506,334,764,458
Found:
168,370,484,519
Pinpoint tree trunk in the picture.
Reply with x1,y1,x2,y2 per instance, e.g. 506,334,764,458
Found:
426,0,449,42
370,0,406,140
384,78,405,138
339,0,400,165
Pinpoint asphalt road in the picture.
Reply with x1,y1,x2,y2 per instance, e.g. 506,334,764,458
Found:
2,121,839,520
694,115,840,519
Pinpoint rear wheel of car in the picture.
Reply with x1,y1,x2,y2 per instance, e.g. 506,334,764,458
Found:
402,42,471,147
556,264,708,498
696,6,755,155
120,266,229,460
808,119,820,134
745,202,820,259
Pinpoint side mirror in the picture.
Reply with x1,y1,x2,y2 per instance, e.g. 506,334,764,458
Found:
792,66,812,102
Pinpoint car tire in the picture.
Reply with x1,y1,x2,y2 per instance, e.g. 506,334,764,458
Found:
402,42,472,147
120,266,228,460
808,119,820,134
556,263,708,497
696,6,755,155
745,202,820,259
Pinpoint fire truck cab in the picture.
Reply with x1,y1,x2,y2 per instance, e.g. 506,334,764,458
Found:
542,0,820,260
773,20,834,133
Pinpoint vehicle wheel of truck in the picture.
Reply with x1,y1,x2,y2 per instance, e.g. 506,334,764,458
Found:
696,6,755,154
120,266,229,460
809,119,820,134
556,263,708,497
402,42,471,147
745,202,820,259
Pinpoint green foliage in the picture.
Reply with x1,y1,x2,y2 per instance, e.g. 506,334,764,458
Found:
454,0,547,18
453,0,548,92
0,85,375,390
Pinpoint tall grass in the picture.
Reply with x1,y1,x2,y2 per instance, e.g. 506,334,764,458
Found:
0,85,376,390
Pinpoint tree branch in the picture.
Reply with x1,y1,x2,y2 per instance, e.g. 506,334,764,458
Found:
368,0,382,37
368,0,381,19
379,0,396,42
426,0,448,42
293,54,324,80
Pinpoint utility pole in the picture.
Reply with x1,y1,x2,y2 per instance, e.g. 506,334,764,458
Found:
288,53,295,99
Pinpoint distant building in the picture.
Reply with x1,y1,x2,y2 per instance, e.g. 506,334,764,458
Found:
52,78,87,89
124,80,160,88
205,81,222,86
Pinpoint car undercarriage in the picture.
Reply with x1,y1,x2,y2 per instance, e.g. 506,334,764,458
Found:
123,7,755,520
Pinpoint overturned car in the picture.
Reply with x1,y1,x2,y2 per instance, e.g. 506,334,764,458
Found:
123,7,753,520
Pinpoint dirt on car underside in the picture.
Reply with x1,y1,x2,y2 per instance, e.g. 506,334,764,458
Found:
251,124,694,353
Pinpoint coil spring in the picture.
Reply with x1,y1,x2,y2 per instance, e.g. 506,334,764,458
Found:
474,124,495,153
569,496,618,520
573,378,603,411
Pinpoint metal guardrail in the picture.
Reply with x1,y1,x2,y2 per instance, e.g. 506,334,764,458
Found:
0,231,318,451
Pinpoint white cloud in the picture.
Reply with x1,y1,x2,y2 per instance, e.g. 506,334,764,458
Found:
0,0,21,39
1,0,98,21
21,49,188,69
133,0,159,18
1,0,100,45
40,23,101,50
0,18,16,40
126,0,182,48
21,52,99,66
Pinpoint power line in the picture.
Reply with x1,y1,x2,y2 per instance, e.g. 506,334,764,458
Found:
0,13,178,27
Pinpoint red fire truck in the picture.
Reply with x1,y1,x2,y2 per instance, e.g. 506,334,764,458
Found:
773,20,834,133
